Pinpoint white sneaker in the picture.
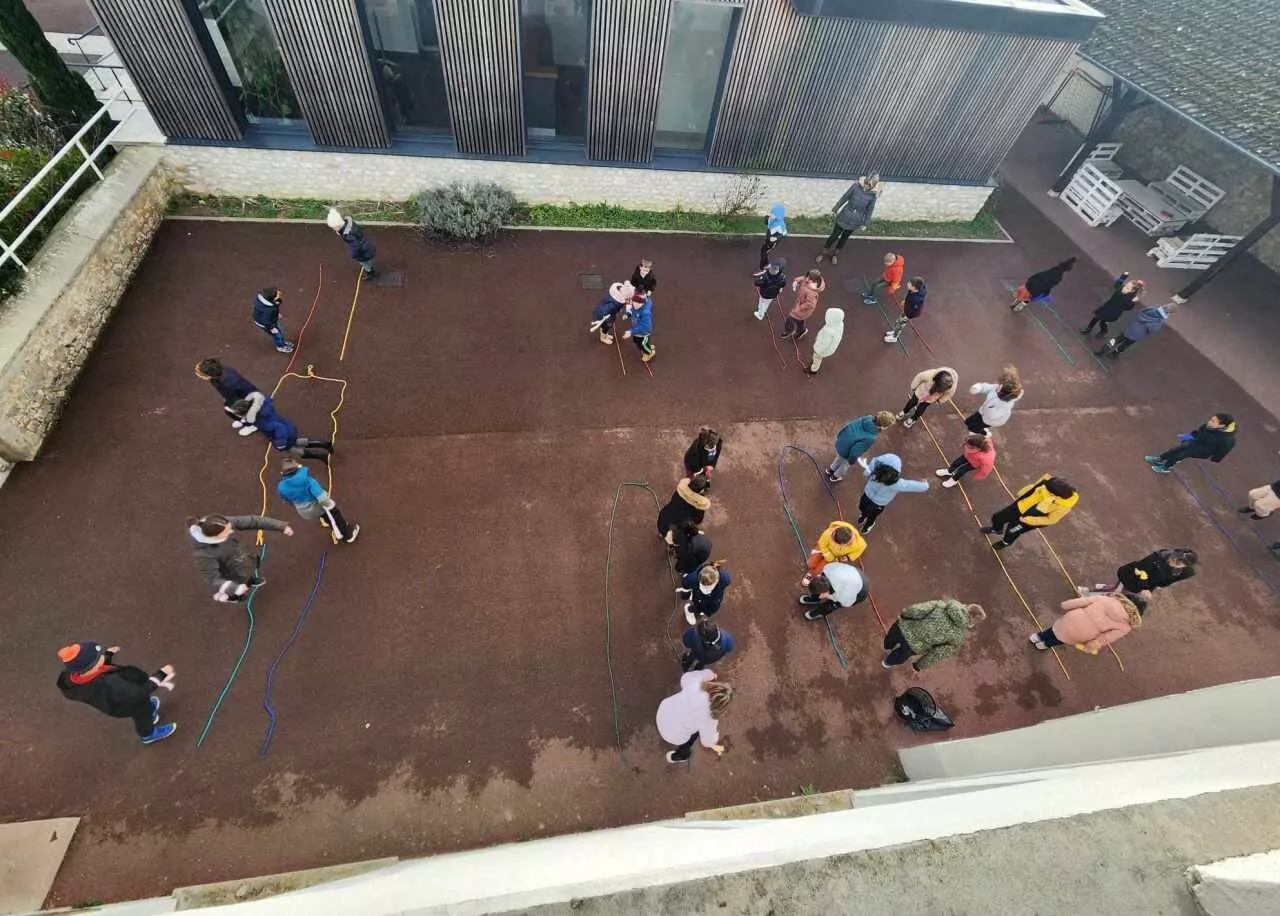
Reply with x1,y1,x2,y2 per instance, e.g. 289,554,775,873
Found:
934,469,951,478
238,425,257,437
345,524,360,544
942,478,957,488
895,411,906,420
683,603,696,625
883,334,899,343
901,417,915,429
754,309,767,320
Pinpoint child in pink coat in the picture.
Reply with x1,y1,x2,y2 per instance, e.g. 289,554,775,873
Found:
782,269,826,341
1029,592,1146,653
935,433,995,489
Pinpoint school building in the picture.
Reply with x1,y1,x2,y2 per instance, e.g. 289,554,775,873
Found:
82,0,1104,217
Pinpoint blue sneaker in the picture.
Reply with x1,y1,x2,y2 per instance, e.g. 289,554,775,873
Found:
1150,464,1172,474
141,723,177,745
150,696,160,724
1143,455,1162,465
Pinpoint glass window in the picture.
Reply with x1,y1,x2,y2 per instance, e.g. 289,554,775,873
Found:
198,0,301,123
654,1,736,150
520,0,591,140
362,0,452,133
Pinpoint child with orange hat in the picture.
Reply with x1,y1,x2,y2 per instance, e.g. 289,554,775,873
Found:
56,642,178,745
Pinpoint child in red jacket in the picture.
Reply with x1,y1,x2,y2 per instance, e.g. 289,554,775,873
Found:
863,252,905,305
935,433,996,488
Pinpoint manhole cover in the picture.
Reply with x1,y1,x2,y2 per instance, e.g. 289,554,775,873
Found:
578,273,604,290
841,276,868,294
374,270,406,288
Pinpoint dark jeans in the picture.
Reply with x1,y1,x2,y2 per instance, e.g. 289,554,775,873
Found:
783,316,805,337
963,411,988,435
1113,334,1135,353
858,492,885,531
130,699,155,737
598,305,623,334
808,581,870,618
759,234,780,270
1156,445,1197,468
946,454,973,479
824,225,853,250
901,394,932,421
670,733,698,761
883,621,914,667
1035,626,1064,648
991,504,1031,544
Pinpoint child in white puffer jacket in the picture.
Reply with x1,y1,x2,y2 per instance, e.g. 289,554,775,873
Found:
805,308,845,376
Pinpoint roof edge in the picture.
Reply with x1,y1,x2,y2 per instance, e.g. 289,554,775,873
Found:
789,0,1103,42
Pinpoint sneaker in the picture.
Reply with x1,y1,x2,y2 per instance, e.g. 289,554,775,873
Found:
1029,634,1047,651
895,411,906,420
237,425,258,437
815,253,826,264
794,328,808,341
1076,586,1091,597
798,595,821,605
345,524,360,544
1150,464,1172,474
1093,583,1112,592
942,478,957,488
824,470,844,484
861,520,877,535
861,296,877,305
830,254,839,265
665,751,689,764
803,368,818,376
802,609,824,621
141,723,177,745
779,331,795,340
150,696,160,724
979,526,996,534
231,419,244,429
599,333,614,345
754,310,767,321
1142,455,1162,465
992,540,1009,551
641,349,656,362
362,269,377,281
883,334,899,344
935,469,952,478
675,587,692,598
683,603,696,625
276,342,296,354
901,417,915,429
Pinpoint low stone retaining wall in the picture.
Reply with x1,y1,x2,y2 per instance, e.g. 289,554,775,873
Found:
162,145,993,222
0,146,168,462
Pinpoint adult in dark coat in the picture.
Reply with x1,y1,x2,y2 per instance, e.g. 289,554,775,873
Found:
1083,273,1144,338
56,642,177,744
672,520,712,575
683,428,723,480
657,476,711,543
816,174,879,264
1145,414,1237,473
680,619,735,671
1114,548,1198,593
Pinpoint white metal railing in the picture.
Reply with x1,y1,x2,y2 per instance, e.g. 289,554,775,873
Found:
0,88,138,272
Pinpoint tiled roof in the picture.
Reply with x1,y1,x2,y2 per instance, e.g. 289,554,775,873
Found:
1081,0,1280,172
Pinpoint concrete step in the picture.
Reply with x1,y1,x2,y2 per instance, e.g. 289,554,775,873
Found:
685,789,856,821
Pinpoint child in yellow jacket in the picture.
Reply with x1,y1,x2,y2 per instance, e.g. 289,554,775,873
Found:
800,520,867,586
981,474,1078,550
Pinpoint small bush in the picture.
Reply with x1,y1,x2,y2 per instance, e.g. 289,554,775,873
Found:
409,181,521,243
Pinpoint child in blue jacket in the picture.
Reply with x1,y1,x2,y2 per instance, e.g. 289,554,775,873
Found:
676,561,732,625
252,288,295,354
884,277,927,344
858,453,929,534
231,393,332,460
622,289,655,362
827,411,897,482
277,458,359,542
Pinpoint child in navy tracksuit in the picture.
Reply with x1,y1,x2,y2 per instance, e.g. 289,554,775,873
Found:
884,277,926,344
675,561,732,624
327,208,377,280
252,288,295,354
277,457,359,542
622,289,655,361
231,392,333,460
195,358,262,436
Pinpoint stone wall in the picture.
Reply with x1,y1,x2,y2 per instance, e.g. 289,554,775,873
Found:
161,146,993,222
0,146,169,462
1108,105,1280,273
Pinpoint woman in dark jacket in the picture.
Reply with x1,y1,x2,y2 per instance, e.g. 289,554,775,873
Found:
816,174,878,265
684,428,723,480
672,520,712,575
1107,548,1198,593
1145,413,1237,473
657,475,711,543
1082,273,1144,338
1012,257,1076,311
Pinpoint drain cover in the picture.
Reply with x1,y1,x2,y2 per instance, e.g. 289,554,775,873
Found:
374,270,405,288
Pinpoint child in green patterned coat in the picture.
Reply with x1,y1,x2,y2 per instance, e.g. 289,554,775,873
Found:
882,600,985,671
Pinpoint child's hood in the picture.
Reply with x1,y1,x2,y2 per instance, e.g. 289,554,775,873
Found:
822,308,845,327
768,204,787,233
874,452,903,472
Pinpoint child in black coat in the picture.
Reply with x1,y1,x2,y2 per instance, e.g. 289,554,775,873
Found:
56,642,177,744
752,259,788,320
252,288,295,354
684,428,723,481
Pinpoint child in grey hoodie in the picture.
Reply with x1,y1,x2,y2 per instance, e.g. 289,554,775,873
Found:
187,514,293,602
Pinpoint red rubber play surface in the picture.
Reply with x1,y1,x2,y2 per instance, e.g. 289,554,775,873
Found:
2,188,1278,906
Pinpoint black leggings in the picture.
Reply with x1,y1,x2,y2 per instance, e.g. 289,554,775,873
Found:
670,733,698,760
946,454,973,479
824,226,853,250
883,621,914,666
990,504,1031,544
129,700,155,737
858,492,885,531
1084,316,1109,335
963,411,987,435
901,393,932,421
783,316,805,337
759,234,780,270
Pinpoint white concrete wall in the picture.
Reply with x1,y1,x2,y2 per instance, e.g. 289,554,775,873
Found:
899,675,1280,781
160,145,994,221
90,740,1280,916
1191,850,1280,916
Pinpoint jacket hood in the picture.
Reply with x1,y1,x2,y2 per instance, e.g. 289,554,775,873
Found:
822,308,845,327
677,478,711,511
281,465,311,481
1114,593,1144,628
189,524,230,545
945,602,971,631
875,453,903,472
851,415,880,438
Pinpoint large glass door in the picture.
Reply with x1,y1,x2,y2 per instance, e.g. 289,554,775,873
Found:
520,0,591,141
362,0,452,134
654,1,737,151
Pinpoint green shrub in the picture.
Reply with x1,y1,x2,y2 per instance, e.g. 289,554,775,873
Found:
409,181,521,243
